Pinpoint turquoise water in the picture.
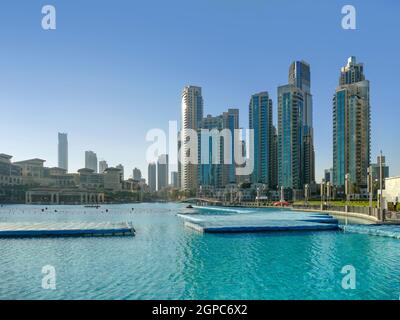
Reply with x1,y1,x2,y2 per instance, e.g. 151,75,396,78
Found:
0,203,399,300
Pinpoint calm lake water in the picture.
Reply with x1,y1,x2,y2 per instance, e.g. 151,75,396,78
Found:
0,203,399,300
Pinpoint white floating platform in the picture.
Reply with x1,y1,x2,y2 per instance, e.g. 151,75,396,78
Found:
0,222,135,238
341,224,400,239
179,211,339,233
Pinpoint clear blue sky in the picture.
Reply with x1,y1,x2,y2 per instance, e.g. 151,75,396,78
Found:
0,0,399,181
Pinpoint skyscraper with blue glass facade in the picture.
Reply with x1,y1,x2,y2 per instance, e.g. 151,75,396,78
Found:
249,92,275,188
289,61,315,185
277,85,304,191
333,57,370,188
199,109,239,188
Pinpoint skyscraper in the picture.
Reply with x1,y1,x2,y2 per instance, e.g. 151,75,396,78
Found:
333,57,370,188
116,164,124,181
289,61,315,185
222,109,239,185
277,84,304,191
180,86,203,191
58,133,68,171
199,108,239,188
157,154,169,191
270,126,278,189
171,171,179,188
148,162,157,192
133,167,142,181
99,160,108,174
249,92,274,188
85,151,98,173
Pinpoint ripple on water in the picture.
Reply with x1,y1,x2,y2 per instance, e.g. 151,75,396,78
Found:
0,203,399,299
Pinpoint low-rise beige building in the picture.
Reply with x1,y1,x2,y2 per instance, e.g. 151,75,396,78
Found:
383,176,400,208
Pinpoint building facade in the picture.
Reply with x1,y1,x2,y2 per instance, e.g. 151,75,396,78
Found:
171,171,179,188
157,154,169,191
99,160,108,174
133,167,142,181
277,84,304,191
148,162,157,192
58,133,68,172
0,154,23,187
180,85,203,191
85,151,98,173
199,108,239,189
289,61,315,185
333,57,370,188
249,92,274,188
116,164,124,181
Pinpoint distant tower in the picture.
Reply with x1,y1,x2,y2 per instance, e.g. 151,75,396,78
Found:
58,133,68,171
171,171,179,188
116,164,124,181
157,154,169,191
133,167,142,181
148,162,157,192
99,160,108,174
85,151,98,173
333,57,370,187
198,108,239,188
181,86,203,191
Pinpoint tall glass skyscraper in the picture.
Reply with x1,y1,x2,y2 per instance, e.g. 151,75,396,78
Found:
58,133,68,172
289,61,315,185
148,162,157,192
157,154,169,191
199,108,239,188
85,151,98,173
249,92,275,188
180,86,203,191
277,85,304,191
333,57,370,188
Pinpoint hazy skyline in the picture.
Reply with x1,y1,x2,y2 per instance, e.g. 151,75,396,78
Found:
1,0,399,180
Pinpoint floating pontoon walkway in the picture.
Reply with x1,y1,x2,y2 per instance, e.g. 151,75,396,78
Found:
0,222,135,238
340,224,400,239
179,211,339,233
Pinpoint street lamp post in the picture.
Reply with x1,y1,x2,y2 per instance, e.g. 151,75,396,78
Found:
305,184,309,206
367,166,373,215
280,186,285,207
326,182,331,207
345,173,350,212
256,187,260,207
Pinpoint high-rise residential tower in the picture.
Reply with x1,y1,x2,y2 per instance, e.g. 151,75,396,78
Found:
116,164,124,181
180,86,203,191
171,171,179,188
133,167,142,181
289,61,315,185
58,133,68,171
333,57,370,188
157,154,169,191
199,108,239,188
99,160,108,174
85,151,98,173
277,84,304,191
249,92,275,188
148,162,157,192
